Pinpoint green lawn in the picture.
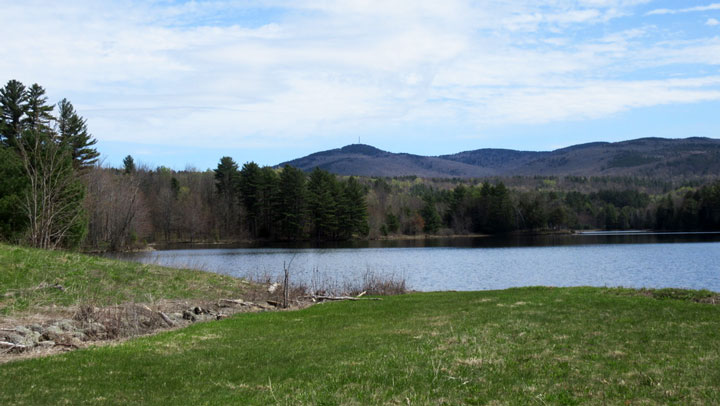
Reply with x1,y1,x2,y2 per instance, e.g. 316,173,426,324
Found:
2,287,719,405
0,244,251,315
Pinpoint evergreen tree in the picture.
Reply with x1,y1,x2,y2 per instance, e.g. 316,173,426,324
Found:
57,99,99,170
341,176,369,237
257,166,279,238
23,84,55,133
214,157,238,196
0,146,28,241
17,129,87,248
420,196,441,234
277,165,307,240
385,212,400,234
239,162,262,237
123,155,136,174
307,168,338,240
0,80,28,146
214,156,240,237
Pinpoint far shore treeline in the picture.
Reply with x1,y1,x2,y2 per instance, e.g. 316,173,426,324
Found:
2,80,720,251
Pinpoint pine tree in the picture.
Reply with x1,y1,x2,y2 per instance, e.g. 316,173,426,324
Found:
257,166,279,238
23,84,55,133
420,196,441,234
342,176,369,237
277,165,306,240
123,155,136,174
0,80,28,146
214,157,238,196
239,162,262,237
0,146,28,241
57,99,99,170
307,168,338,240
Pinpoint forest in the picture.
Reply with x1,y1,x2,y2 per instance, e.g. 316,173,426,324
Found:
2,80,720,251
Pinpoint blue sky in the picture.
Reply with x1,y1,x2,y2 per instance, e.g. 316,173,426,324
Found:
1,0,720,169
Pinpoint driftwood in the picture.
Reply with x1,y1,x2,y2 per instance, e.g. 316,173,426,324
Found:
218,299,272,310
303,294,382,302
0,341,27,351
158,311,175,327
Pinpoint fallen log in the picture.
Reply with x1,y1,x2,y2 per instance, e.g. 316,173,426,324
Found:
158,311,175,327
219,299,272,310
0,341,27,351
302,295,383,302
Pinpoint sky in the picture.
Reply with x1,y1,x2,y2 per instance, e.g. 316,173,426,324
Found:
1,0,720,170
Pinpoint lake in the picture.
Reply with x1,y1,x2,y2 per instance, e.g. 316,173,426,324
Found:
115,233,720,292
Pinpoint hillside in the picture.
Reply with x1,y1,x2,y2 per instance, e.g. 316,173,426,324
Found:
278,137,720,177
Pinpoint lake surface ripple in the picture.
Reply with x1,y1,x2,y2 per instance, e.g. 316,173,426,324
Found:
117,233,720,292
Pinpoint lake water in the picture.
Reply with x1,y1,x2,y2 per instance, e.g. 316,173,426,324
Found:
116,233,720,292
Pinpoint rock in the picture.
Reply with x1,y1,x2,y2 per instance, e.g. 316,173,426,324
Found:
55,319,76,332
182,310,196,322
4,331,39,348
85,322,107,339
43,325,65,339
37,340,55,347
28,324,44,334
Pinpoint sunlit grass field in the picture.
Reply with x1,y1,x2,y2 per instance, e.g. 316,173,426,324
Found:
2,286,719,405
0,244,251,315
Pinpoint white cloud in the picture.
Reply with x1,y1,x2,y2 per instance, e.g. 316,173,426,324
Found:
647,3,720,15
0,0,718,149
707,18,720,26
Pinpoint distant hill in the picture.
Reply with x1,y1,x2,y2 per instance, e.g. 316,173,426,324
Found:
277,137,720,178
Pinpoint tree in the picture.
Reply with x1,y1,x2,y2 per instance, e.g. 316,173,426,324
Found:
307,168,339,240
213,156,239,237
0,80,28,146
385,212,400,234
16,129,87,248
57,99,99,170
23,84,54,133
0,80,91,248
239,162,262,237
257,166,279,238
277,165,306,240
123,155,136,174
0,146,28,241
340,176,369,237
85,165,146,250
420,196,441,234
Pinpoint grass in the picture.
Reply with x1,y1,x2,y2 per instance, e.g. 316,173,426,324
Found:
0,244,251,315
1,286,719,405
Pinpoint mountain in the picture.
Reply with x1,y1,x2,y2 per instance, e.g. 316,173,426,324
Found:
277,137,720,178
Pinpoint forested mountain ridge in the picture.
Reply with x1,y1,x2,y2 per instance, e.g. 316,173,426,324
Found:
279,137,720,177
